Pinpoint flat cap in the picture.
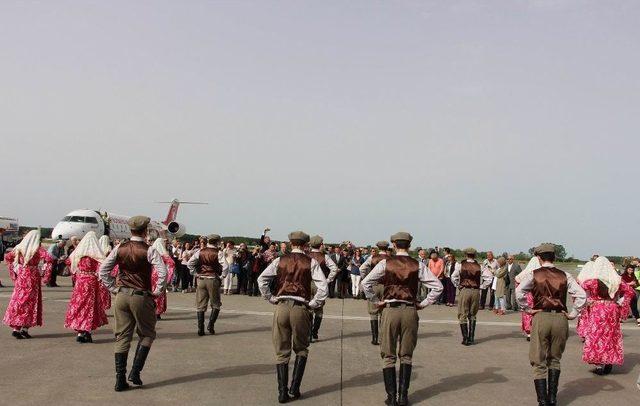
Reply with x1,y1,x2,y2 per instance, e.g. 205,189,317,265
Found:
376,241,390,249
309,235,323,248
128,216,150,232
207,234,221,243
463,247,477,255
390,232,413,243
536,243,555,254
288,231,310,244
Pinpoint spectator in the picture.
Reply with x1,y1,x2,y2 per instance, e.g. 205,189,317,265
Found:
330,246,349,299
349,249,364,299
278,242,288,257
47,239,66,287
505,255,522,310
235,243,250,295
223,241,237,295
428,250,445,304
180,242,194,292
246,246,261,296
443,254,457,306
480,251,498,310
493,257,508,315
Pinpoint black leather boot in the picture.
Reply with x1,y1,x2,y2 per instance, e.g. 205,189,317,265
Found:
114,352,130,392
397,364,412,406
312,316,322,340
468,319,476,345
603,364,612,375
289,356,307,400
370,319,379,345
208,308,220,334
460,323,469,346
547,369,560,406
534,379,548,406
383,367,397,406
277,362,290,404
128,344,150,386
197,311,205,336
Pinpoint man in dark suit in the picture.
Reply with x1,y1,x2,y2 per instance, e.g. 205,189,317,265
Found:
505,255,522,311
330,246,349,298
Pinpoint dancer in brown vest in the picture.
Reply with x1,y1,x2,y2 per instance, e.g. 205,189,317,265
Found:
99,216,168,392
516,243,586,406
258,231,328,403
187,234,228,336
307,235,339,342
361,232,442,406
451,247,493,346
359,240,391,345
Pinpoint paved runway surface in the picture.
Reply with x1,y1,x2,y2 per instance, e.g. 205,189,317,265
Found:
0,268,638,405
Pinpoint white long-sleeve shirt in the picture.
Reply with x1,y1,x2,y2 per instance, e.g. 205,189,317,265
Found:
98,236,167,296
310,249,340,282
451,260,494,290
515,262,587,319
257,249,328,309
359,252,390,279
186,244,229,279
361,252,443,308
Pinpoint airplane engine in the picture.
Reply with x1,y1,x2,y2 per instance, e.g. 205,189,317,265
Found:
166,221,186,237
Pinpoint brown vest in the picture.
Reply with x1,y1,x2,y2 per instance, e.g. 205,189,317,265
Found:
459,260,481,289
199,247,222,277
532,267,568,312
116,241,152,291
309,251,330,277
382,256,420,303
276,252,313,300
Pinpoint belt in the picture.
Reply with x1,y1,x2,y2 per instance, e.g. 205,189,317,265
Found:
540,309,564,313
197,276,219,280
385,302,414,308
277,299,306,306
118,287,151,296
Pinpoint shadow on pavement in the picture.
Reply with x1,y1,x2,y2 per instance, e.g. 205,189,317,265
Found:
558,377,624,405
473,331,523,344
611,352,640,374
410,367,507,403
144,363,274,389
159,325,271,339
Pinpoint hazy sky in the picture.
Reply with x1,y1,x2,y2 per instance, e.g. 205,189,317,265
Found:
1,1,638,259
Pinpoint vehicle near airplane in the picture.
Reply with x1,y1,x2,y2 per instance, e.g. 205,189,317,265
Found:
0,216,20,245
50,199,206,241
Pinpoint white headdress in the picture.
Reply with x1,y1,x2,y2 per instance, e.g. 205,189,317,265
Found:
69,231,106,273
99,235,112,255
152,238,169,257
13,230,41,266
577,256,621,299
515,256,542,284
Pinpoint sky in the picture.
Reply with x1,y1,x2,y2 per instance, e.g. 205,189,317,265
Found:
1,1,639,259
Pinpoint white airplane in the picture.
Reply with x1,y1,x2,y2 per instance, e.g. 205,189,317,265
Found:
0,216,20,243
51,199,206,241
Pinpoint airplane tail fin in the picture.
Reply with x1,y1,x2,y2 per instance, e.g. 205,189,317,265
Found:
156,199,208,225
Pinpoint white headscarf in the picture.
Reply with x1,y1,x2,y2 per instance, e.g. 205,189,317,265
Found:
515,256,542,284
13,230,41,266
99,235,112,255
577,256,621,299
69,231,106,273
152,238,169,257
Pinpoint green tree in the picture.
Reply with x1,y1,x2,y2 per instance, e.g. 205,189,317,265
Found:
529,243,567,261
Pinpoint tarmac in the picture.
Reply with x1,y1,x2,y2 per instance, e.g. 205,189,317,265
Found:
0,266,638,406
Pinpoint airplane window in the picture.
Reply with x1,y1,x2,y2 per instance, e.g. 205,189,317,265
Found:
63,216,86,223
85,217,98,224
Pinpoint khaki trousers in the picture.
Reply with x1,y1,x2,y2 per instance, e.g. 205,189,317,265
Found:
196,277,222,311
311,284,323,317
457,288,480,323
273,300,312,363
113,290,157,353
368,284,384,320
529,312,568,379
380,304,419,368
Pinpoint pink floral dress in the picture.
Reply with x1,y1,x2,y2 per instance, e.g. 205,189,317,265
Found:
519,286,533,335
3,248,54,329
64,257,108,332
579,279,634,365
152,255,175,316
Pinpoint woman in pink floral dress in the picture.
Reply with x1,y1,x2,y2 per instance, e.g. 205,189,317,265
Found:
514,255,541,341
151,238,175,320
64,232,108,343
577,257,635,375
3,230,54,339
98,235,113,311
